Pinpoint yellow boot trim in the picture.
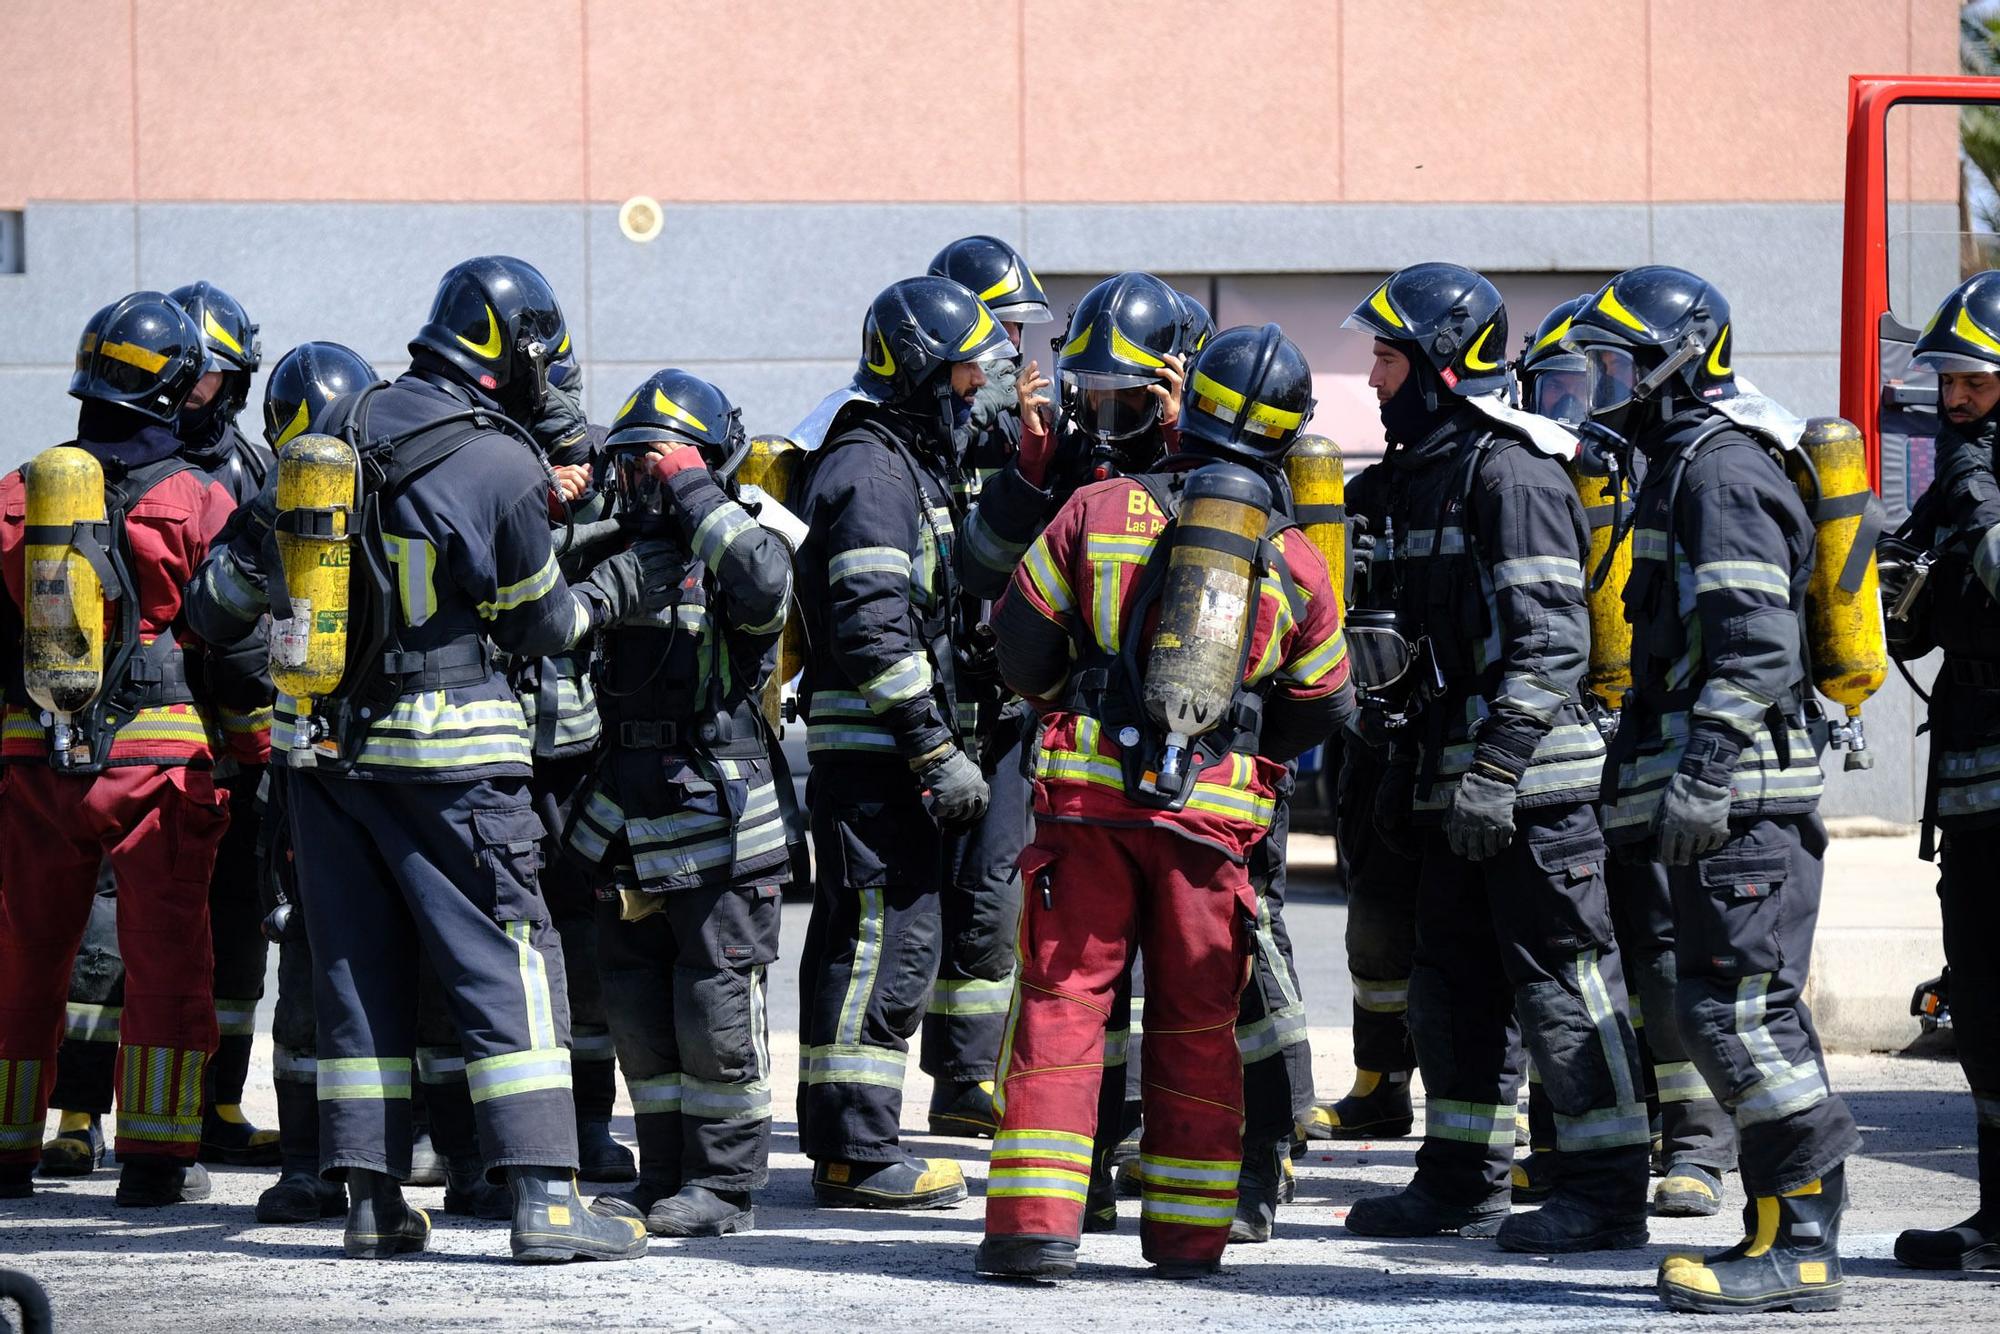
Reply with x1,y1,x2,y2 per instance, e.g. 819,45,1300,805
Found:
214,1104,250,1125
1348,1069,1382,1098
57,1111,93,1135
1744,1196,1780,1258
1659,1256,1723,1295
917,1159,966,1192
1781,1178,1822,1197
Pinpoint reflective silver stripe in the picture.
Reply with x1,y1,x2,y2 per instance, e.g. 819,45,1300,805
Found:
799,1042,907,1089
214,999,258,1037
680,1075,772,1121
1140,1193,1236,1226
1352,976,1409,1014
1138,1156,1239,1188
928,975,1015,1017
415,1046,467,1084
1632,528,1670,561
962,508,1029,576
1576,950,1641,1112
1692,559,1790,597
569,1029,617,1061
1554,1102,1653,1148
1427,1099,1514,1145
691,502,757,571
1693,678,1774,732
837,889,884,1046
856,652,932,710
828,545,911,583
1732,973,1828,1126
509,921,559,1051
1404,525,1467,557
381,533,438,626
479,548,560,618
466,1049,572,1103
1493,554,1584,590
1495,671,1571,722
992,1129,1093,1165
317,1057,412,1101
64,1002,121,1042
629,1074,681,1115
1237,1003,1308,1063
988,1166,1089,1201
202,549,265,621
1654,1061,1713,1104
273,1047,318,1083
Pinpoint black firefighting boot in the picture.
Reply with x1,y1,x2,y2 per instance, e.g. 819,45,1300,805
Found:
200,1034,281,1166
811,1153,967,1209
1653,1162,1725,1217
1894,1124,2000,1270
115,1157,211,1208
927,1079,999,1138
1658,1164,1847,1314
406,1082,444,1187
257,1076,346,1222
1345,1175,1510,1239
1304,1070,1414,1140
572,1056,637,1182
1083,1160,1119,1234
507,1166,649,1263
647,1185,754,1237
975,1236,1079,1280
342,1167,430,1259
1497,1146,1650,1254
38,1113,105,1178
1229,1139,1288,1244
444,1160,511,1220
591,1109,681,1224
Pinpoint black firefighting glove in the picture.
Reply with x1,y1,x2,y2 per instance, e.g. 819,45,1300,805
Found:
916,744,990,825
1658,723,1742,865
580,540,680,628
1445,766,1518,861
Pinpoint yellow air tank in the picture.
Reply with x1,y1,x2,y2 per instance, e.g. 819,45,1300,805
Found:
23,445,108,765
1788,416,1887,770
737,433,806,731
1284,433,1347,608
1563,448,1633,709
271,432,359,765
1143,463,1271,795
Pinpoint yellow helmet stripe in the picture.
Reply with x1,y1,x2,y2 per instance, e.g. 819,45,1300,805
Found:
274,398,312,448
1060,325,1092,358
866,330,897,377
653,388,710,433
1367,282,1406,330
1110,323,1165,368
556,331,571,356
978,266,1021,302
1247,399,1305,431
1594,285,1650,333
98,339,170,373
202,310,245,357
1190,370,1244,411
1704,324,1732,378
958,304,997,353
1463,323,1500,372
1530,315,1573,357
617,390,640,420
1953,304,2000,359
456,305,504,360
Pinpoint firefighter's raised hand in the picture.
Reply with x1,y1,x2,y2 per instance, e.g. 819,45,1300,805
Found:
1150,352,1186,428
1016,359,1052,434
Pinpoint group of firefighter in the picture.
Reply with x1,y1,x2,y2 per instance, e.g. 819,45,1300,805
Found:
0,235,1995,1314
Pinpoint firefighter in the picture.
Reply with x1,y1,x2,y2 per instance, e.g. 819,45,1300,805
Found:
1302,461,1421,1145
1569,265,1859,1312
1338,263,1652,1255
791,275,1012,1207
975,323,1353,1280
1878,271,2000,1274
0,293,254,1206
186,256,673,1263
919,235,1055,1137
509,344,637,1184
1511,297,1740,1217
567,370,794,1238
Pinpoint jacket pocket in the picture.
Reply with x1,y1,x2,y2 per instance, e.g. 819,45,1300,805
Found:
471,804,549,923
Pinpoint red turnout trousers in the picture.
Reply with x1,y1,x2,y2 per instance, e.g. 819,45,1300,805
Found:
985,818,1254,1265
0,763,228,1163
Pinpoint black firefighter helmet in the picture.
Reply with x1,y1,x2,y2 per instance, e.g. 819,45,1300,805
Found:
854,275,1014,445
1054,271,1186,445
168,281,261,423
1517,293,1594,426
409,255,570,423
69,291,207,425
1911,270,2000,375
927,235,1053,329
1343,262,1511,402
263,341,378,448
605,368,746,517
1179,323,1315,467
1562,265,1735,428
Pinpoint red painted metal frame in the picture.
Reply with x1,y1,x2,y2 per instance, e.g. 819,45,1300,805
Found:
1841,74,2000,492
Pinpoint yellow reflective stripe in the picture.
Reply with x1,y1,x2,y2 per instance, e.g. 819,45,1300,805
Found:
856,652,933,710
465,1048,572,1103
828,544,911,583
1285,627,1347,686
1022,534,1075,614
457,305,504,359
202,309,245,356
1595,283,1651,333
1110,322,1163,368
509,921,560,1050
381,533,438,626
1366,281,1406,330
316,1057,412,1100
652,387,709,432
479,550,561,618
98,339,169,373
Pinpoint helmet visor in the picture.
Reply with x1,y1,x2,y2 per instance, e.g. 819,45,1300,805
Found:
1064,371,1160,440
612,447,664,516
1910,349,1998,376
1345,610,1415,690
1529,368,1592,426
1583,347,1639,416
